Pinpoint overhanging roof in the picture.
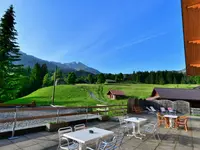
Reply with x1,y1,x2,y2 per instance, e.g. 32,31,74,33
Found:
152,87,200,101
181,0,200,76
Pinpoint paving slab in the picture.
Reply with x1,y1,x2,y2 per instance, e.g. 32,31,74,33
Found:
22,144,44,150
0,144,20,150
15,140,37,148
0,114,200,150
0,138,13,146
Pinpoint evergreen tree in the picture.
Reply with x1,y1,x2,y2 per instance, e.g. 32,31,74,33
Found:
67,72,76,84
43,73,51,87
97,73,105,83
30,63,41,91
0,5,22,101
173,77,177,84
115,74,121,82
87,74,94,84
118,73,124,81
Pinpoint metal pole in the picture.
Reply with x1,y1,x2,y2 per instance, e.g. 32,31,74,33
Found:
56,108,60,123
8,106,19,140
86,106,88,126
52,66,57,105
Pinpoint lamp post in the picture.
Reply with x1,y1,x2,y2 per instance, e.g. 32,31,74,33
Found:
52,66,57,105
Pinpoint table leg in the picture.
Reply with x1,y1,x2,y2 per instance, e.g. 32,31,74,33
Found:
126,123,142,140
137,123,146,137
79,143,86,150
169,118,172,128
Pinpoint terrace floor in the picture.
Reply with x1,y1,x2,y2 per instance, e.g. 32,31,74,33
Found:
0,113,200,150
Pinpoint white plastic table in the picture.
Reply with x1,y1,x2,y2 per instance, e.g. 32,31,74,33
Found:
164,115,178,128
124,117,147,140
63,127,114,150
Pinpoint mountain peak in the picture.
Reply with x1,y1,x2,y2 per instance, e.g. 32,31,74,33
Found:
15,51,101,74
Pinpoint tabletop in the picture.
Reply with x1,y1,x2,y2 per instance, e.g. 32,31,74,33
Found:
164,115,178,118
124,117,147,123
63,127,114,144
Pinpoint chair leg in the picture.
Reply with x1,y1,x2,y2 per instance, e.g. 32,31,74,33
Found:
156,132,161,141
185,125,188,132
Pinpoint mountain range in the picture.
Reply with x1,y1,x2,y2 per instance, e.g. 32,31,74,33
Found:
15,51,101,74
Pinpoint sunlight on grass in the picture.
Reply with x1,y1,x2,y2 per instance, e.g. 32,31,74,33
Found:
5,84,197,106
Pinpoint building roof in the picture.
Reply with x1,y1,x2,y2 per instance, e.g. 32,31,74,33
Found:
181,0,200,75
107,90,125,96
151,87,200,101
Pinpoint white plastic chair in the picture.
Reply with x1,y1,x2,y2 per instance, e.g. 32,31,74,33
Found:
146,107,155,114
160,107,166,114
118,117,132,134
57,126,79,150
113,132,124,150
86,138,116,150
150,106,157,112
168,107,176,115
74,124,86,131
143,122,160,141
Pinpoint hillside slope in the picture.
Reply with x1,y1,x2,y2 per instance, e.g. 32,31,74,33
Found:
5,84,197,106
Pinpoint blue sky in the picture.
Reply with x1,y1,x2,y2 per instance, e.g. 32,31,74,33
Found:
0,0,185,73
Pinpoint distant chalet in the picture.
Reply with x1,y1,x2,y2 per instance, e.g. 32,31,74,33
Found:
147,87,200,107
107,90,125,100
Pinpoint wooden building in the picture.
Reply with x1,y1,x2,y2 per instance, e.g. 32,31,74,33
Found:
181,0,200,76
147,87,200,107
107,90,125,100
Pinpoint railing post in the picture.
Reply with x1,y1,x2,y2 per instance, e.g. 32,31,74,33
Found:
56,108,60,123
8,106,19,140
86,106,88,126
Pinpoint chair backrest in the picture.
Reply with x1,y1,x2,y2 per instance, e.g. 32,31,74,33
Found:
150,106,156,112
168,107,173,112
146,107,151,111
97,138,116,150
160,107,166,112
113,133,124,149
178,116,188,124
58,126,73,138
58,126,73,146
74,124,86,131
145,122,158,133
118,117,126,125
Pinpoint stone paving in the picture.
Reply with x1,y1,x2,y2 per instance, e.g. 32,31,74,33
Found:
0,114,200,150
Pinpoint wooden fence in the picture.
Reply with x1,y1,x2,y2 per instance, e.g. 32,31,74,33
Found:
0,101,36,108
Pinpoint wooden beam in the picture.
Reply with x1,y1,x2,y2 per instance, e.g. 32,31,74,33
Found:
188,40,200,44
190,64,200,67
187,3,200,9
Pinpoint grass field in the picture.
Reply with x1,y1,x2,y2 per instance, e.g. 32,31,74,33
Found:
5,84,197,106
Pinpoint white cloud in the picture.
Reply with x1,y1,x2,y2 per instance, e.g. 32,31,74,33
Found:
115,32,167,50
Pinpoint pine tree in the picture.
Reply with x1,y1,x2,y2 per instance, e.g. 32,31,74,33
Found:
0,5,22,101
67,72,76,84
43,73,51,87
87,74,93,84
30,63,41,91
97,73,105,84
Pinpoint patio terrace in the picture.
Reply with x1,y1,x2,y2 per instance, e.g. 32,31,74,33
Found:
0,113,200,150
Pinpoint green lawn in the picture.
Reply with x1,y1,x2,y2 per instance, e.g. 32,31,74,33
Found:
5,84,197,106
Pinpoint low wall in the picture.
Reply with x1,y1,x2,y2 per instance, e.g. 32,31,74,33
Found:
128,98,191,114
191,108,200,115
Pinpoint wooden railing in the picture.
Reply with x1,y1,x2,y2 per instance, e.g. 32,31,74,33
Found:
0,101,36,108
0,105,127,123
